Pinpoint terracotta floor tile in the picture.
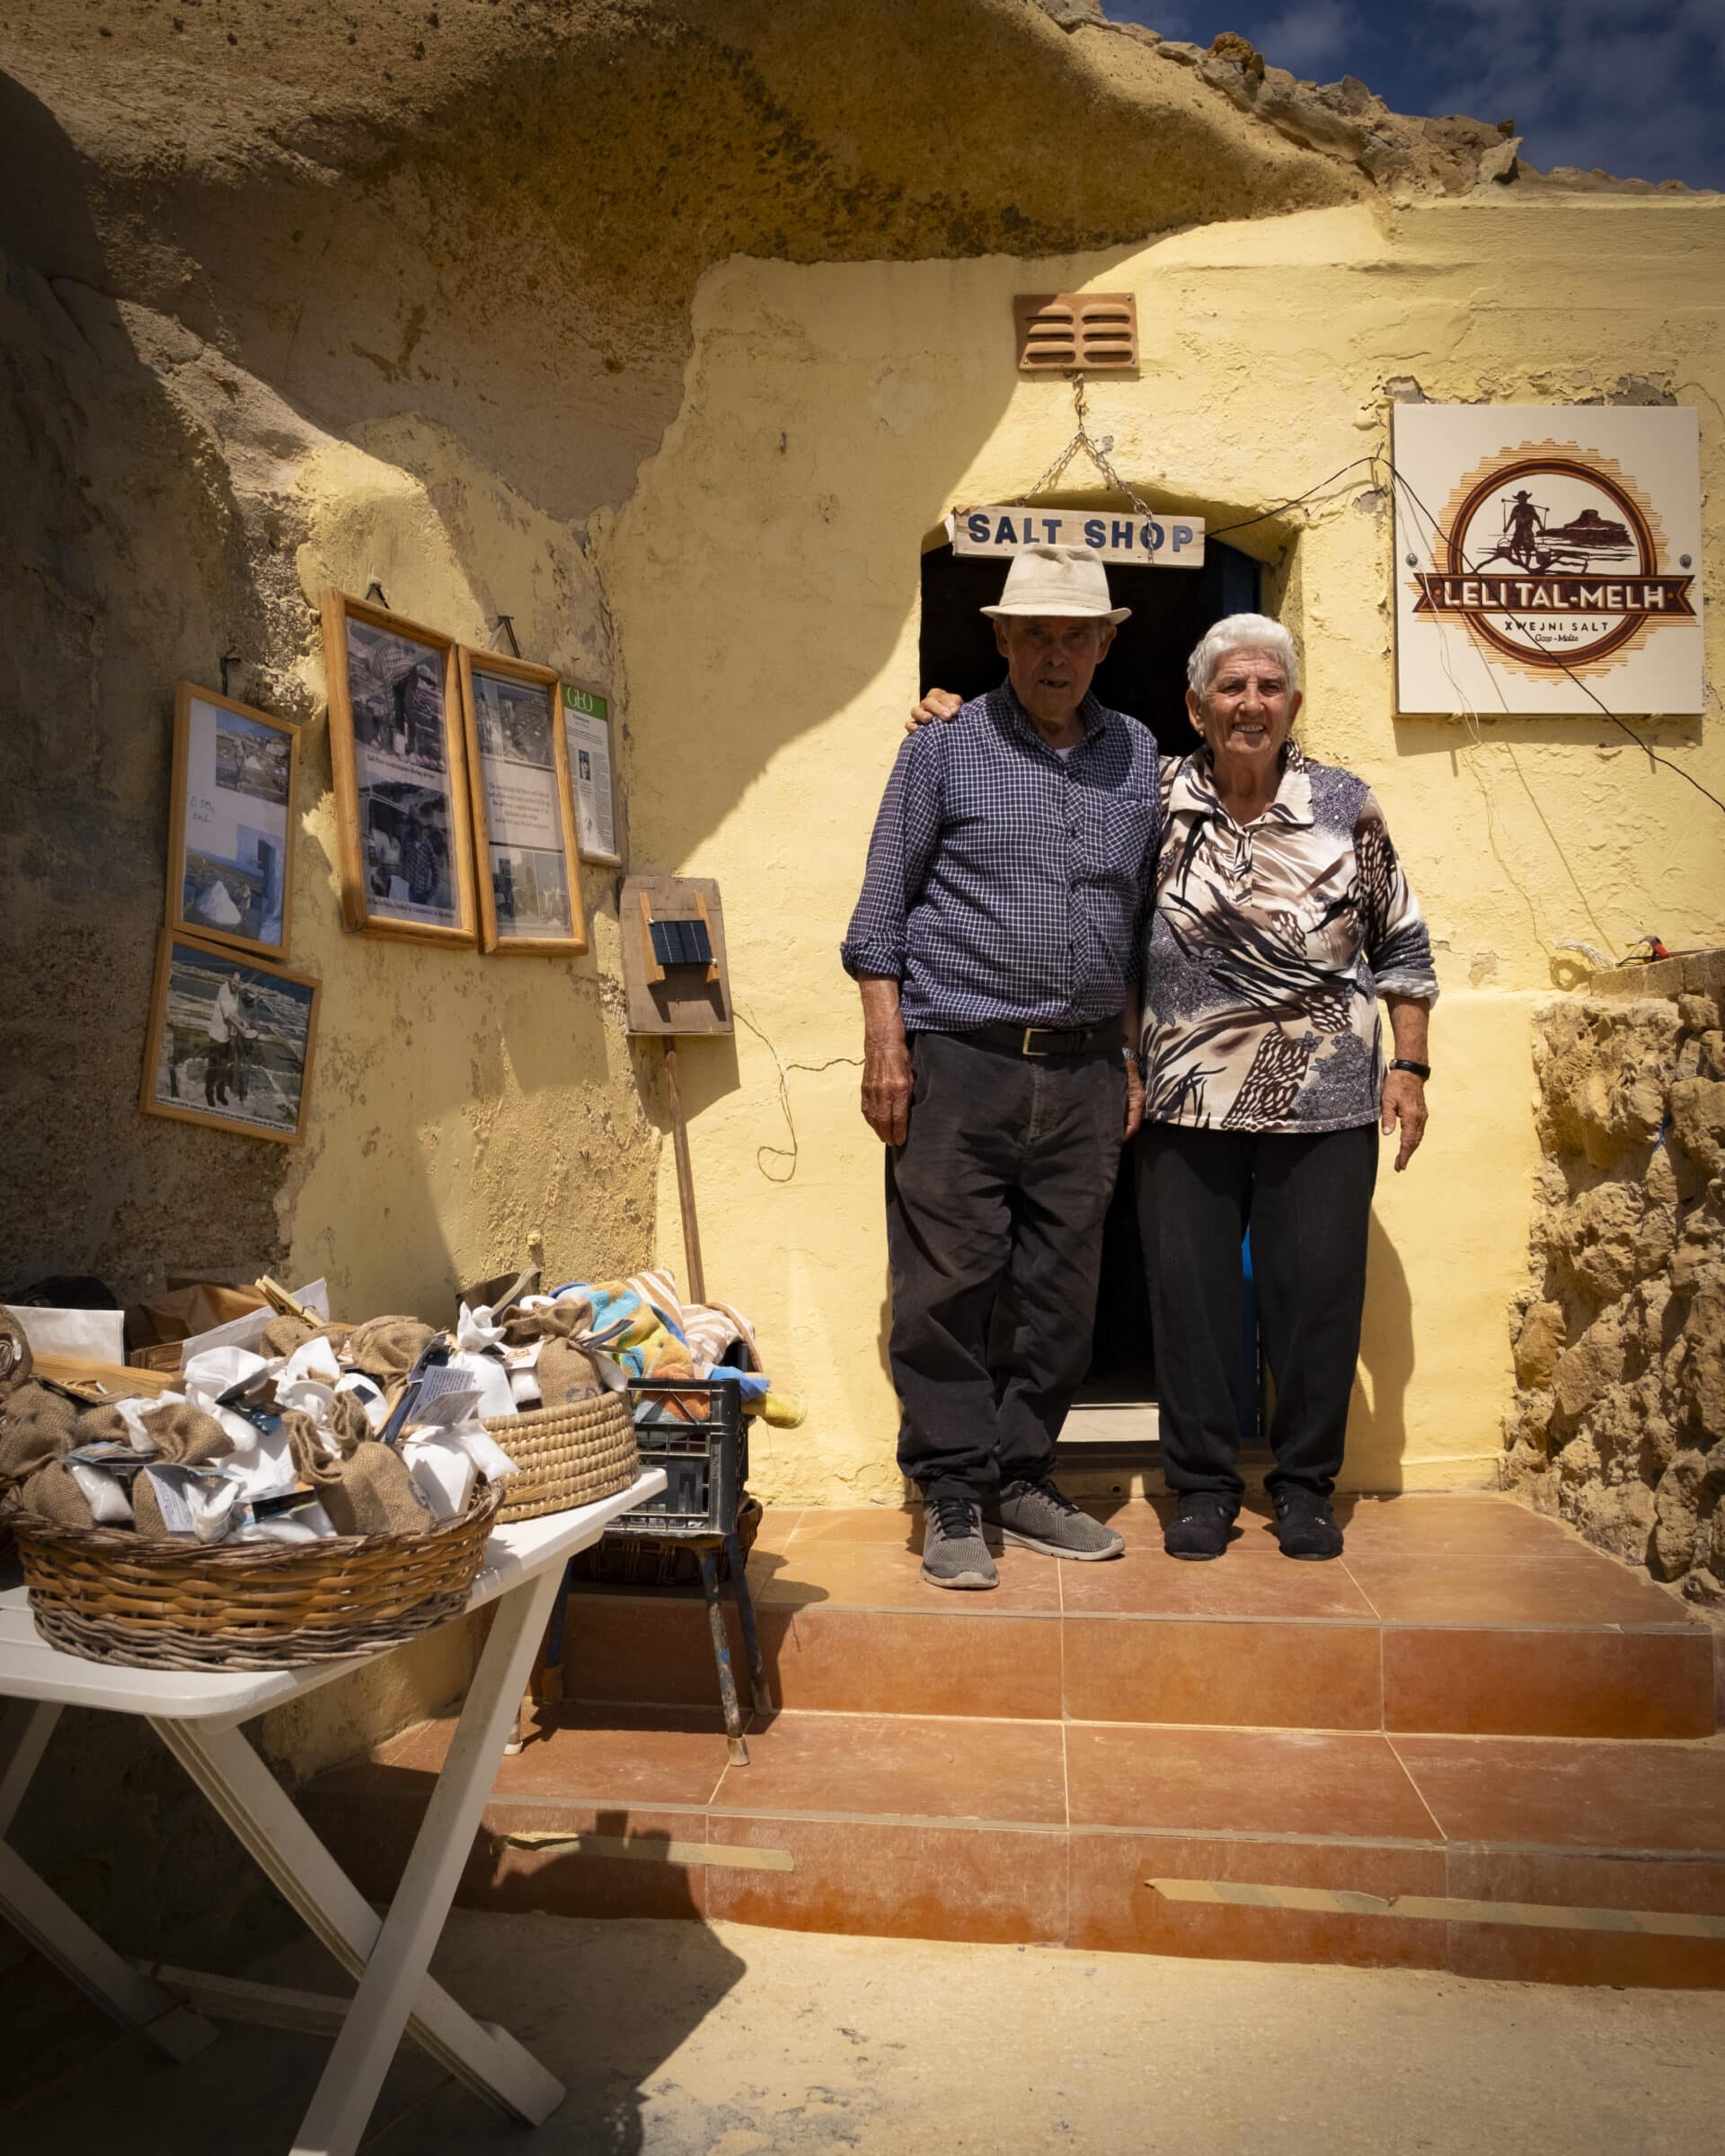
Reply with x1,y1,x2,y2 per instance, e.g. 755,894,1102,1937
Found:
1060,1546,1376,1619
1444,1848,1725,1985
764,1605,1062,1719
1346,1550,1693,1628
497,1704,737,1805
465,1798,709,1922
705,1814,1066,1946
559,1589,748,1710
755,1535,1060,1613
1336,1498,1584,1558
1061,1614,1382,1730
1385,1625,1717,1739
1069,1830,1446,1968
790,1507,924,1550
1065,1724,1438,1840
1393,1736,1725,1851
711,1709,1067,1825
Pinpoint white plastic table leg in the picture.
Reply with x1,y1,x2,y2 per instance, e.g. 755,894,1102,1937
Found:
151,1567,567,2155
0,1700,217,2062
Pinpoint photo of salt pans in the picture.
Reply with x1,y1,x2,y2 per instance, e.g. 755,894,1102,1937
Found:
180,698,289,948
472,668,573,938
151,941,315,1137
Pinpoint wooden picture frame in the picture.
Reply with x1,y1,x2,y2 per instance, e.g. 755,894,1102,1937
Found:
323,589,476,945
166,680,299,963
457,647,590,957
140,930,321,1144
561,683,623,867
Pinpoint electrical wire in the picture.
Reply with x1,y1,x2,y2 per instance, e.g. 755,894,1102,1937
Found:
734,1004,862,1183
1205,456,1383,539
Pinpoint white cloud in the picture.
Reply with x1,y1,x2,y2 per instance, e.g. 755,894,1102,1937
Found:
1257,1,1355,75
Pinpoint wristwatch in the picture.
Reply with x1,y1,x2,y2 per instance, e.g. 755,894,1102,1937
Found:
1390,1058,1431,1081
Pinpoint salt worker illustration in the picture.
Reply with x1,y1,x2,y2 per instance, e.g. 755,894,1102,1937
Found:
1504,488,1544,567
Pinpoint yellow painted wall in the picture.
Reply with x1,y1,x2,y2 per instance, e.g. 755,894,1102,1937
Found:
601,194,1725,1501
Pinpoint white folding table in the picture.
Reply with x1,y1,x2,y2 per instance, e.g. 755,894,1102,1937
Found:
0,1467,665,2156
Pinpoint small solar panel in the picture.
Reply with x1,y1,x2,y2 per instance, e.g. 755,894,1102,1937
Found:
650,916,713,968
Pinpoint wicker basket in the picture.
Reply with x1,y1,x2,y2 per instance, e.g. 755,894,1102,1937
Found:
484,1391,640,1525
7,1481,502,1671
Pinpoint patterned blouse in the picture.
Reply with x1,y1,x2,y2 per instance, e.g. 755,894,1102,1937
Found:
1139,742,1438,1135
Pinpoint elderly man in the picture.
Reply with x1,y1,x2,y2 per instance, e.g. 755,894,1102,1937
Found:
841,546,1159,1589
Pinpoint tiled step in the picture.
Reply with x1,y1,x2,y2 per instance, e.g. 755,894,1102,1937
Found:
558,1496,1720,1741
304,1706,1725,1989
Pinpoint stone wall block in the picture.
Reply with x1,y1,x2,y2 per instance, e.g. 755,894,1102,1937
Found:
1678,1277,1725,1439
1670,1077,1725,1180
1550,1309,1627,1419
1512,1298,1565,1387
1652,1449,1708,1577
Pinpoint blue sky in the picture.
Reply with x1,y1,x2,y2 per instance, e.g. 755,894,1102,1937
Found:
1108,3,1725,190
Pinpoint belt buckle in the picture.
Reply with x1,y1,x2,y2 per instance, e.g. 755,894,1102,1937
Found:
1021,1027,1049,1057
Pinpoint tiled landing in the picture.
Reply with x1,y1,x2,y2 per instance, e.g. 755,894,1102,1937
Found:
305,1707,1725,1988
301,1494,1725,1987
557,1495,1720,1740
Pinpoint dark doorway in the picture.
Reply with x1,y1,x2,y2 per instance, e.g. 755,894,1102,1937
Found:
916,532,1261,1406
917,536,1261,757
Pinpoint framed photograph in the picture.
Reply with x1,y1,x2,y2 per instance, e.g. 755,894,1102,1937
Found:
458,649,590,956
141,931,320,1144
562,683,623,867
323,589,476,944
166,682,298,961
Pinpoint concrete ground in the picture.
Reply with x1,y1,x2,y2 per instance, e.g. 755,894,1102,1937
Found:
10,1913,1723,2155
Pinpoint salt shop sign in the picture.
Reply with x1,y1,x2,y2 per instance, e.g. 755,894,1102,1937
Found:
948,506,1206,569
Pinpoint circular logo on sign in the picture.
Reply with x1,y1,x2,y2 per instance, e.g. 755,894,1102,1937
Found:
1415,441,1691,679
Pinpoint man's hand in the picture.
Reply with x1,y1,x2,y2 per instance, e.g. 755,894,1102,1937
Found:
1381,1070,1427,1171
862,1037,914,1145
1123,1058,1146,1143
906,687,962,733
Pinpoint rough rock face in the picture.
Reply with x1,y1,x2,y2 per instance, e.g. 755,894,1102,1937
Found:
1505,953,1725,1614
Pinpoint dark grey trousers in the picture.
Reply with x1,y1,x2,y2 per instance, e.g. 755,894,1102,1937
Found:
886,1031,1128,1501
1135,1119,1379,1502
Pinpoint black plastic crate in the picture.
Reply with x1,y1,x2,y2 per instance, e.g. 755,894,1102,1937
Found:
614,1376,748,1539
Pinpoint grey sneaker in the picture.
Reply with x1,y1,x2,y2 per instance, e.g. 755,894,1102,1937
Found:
920,1493,999,1590
988,1476,1124,1560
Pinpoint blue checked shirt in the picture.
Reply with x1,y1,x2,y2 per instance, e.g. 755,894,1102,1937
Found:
840,683,1162,1030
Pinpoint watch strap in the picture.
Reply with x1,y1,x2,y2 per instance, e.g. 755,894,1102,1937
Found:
1390,1057,1431,1081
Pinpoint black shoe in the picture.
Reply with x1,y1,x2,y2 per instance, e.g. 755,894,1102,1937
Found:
1163,1491,1236,1561
1273,1489,1344,1561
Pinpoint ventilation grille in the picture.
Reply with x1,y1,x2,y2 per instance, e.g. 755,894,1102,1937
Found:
1014,292,1138,375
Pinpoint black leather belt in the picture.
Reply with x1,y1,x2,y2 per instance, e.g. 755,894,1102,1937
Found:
965,1021,1124,1059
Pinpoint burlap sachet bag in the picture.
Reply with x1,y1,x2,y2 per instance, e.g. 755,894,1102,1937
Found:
536,1338,606,1407
1,1383,82,1485
286,1413,432,1537
18,1460,95,1525
129,1403,237,1537
342,1316,436,1383
501,1299,594,1348
261,1314,355,1361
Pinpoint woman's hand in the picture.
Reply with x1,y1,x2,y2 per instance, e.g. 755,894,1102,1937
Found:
1381,1070,1428,1171
906,688,963,733
1123,1058,1146,1143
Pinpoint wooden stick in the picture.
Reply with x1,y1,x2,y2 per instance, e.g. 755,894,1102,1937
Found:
662,1042,706,1304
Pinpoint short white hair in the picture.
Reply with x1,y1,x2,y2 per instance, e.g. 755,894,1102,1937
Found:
1186,613,1299,697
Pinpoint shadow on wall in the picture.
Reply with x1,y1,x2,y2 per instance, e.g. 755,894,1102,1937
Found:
0,73,295,1297
1348,1209,1415,1489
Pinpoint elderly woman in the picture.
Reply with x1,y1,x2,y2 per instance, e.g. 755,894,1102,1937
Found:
908,610,1438,1562
1137,614,1437,1561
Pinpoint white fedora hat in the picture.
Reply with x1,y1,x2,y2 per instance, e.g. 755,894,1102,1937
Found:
980,543,1130,624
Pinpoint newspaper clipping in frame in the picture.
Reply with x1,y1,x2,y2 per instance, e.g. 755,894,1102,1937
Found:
469,668,575,941
1393,403,1703,716
563,685,621,864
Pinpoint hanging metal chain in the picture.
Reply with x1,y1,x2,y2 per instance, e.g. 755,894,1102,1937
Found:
981,377,1162,521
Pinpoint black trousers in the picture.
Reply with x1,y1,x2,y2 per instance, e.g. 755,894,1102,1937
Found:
887,1031,1127,1501
1135,1119,1378,1503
